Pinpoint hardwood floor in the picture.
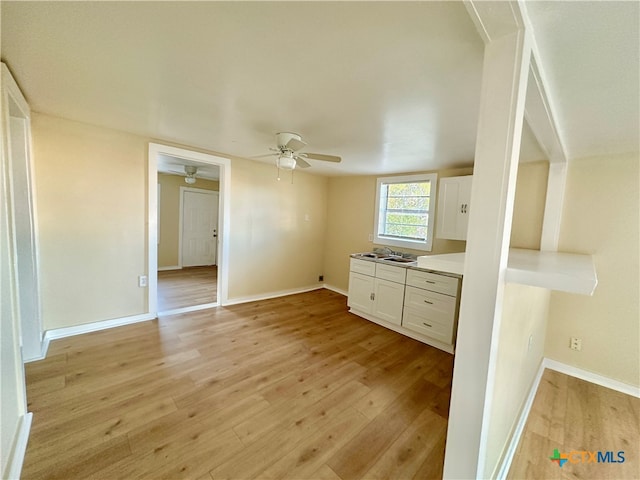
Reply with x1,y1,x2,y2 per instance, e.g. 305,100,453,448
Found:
158,266,217,311
22,289,454,479
508,369,640,479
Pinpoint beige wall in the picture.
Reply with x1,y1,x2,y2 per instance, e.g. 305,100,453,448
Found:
157,173,219,268
323,168,473,292
30,113,329,326
324,163,548,292
545,153,639,387
32,112,637,392
28,114,327,330
228,158,328,300
484,284,550,477
511,161,548,250
32,113,148,329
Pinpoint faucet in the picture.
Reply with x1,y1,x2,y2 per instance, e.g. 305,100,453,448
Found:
376,246,404,257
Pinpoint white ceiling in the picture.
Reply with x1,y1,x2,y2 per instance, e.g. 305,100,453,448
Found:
2,2,637,176
157,154,220,181
525,1,640,160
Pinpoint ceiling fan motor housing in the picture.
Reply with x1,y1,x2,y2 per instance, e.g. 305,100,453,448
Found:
276,132,302,149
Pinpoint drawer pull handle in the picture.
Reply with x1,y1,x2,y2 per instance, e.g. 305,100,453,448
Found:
425,280,436,284
423,300,433,304
423,322,433,328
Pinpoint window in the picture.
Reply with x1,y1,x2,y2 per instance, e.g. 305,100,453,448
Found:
374,173,437,251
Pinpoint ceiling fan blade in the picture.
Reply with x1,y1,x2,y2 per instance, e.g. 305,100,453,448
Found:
294,157,311,168
285,137,307,152
252,153,278,158
299,152,342,163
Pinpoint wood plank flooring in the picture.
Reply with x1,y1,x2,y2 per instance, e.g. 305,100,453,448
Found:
158,266,217,311
508,369,640,479
22,289,454,479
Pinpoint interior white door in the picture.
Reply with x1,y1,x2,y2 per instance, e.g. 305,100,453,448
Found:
181,189,218,267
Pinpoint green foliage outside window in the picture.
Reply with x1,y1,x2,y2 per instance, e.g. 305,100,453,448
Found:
380,181,431,241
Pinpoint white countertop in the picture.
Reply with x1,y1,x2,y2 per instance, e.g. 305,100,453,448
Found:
417,248,598,296
416,252,466,276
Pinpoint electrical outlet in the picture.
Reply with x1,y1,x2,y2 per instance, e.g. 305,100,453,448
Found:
528,335,533,351
570,336,582,351
368,233,373,242
138,275,148,288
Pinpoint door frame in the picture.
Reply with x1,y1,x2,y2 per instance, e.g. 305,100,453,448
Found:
2,64,44,363
179,187,219,267
148,143,230,315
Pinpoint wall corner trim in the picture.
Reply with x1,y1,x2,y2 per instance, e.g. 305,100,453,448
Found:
543,358,640,398
494,359,546,479
323,284,348,297
23,335,50,363
158,266,181,272
495,357,640,478
223,285,325,306
4,412,33,480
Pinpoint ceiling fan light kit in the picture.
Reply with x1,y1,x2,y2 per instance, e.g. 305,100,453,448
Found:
184,165,198,184
277,153,296,170
259,132,343,182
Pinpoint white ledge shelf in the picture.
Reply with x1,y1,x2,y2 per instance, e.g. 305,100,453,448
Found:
417,248,597,296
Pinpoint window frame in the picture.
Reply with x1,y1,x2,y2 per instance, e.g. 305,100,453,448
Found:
373,173,438,252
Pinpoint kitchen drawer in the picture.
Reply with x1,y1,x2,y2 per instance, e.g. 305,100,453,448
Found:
406,269,459,296
375,263,407,284
404,286,456,321
402,307,454,345
350,258,376,276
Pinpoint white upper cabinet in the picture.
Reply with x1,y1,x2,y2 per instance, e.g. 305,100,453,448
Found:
436,175,472,241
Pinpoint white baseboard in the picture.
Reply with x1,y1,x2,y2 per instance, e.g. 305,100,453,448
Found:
495,359,546,479
4,412,32,480
543,358,640,398
159,302,218,316
45,312,157,341
323,284,348,296
158,265,181,271
223,285,324,306
494,357,640,479
41,286,335,345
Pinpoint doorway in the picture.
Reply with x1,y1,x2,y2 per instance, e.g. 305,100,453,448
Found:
148,143,230,316
157,186,219,312
181,188,218,267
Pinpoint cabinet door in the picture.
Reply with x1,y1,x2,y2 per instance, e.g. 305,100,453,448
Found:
372,278,405,325
348,272,375,314
436,175,472,240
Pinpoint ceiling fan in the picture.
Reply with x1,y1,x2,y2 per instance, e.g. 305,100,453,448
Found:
258,132,342,174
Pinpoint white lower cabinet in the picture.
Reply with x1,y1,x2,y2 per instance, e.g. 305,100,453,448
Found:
347,271,375,314
348,259,406,325
348,256,461,353
402,270,460,346
372,278,405,325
